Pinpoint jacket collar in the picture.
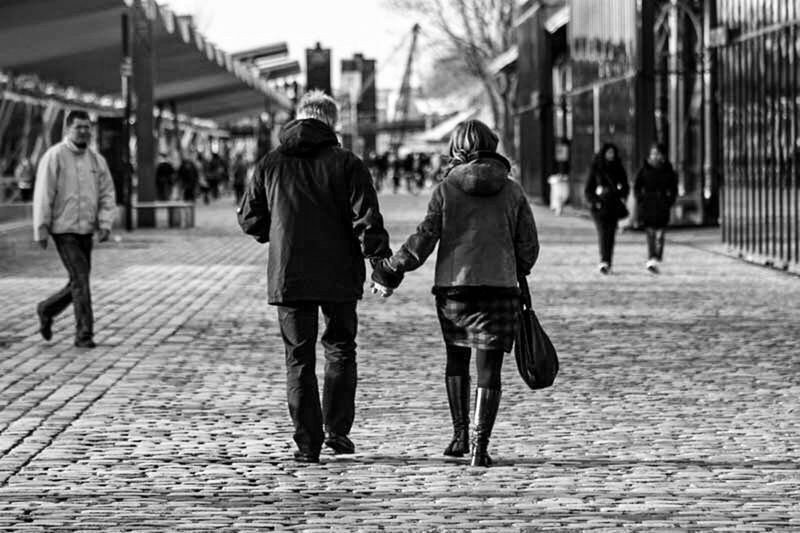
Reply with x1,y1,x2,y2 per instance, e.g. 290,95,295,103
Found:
278,119,340,156
464,150,511,172
64,138,88,154
446,151,511,196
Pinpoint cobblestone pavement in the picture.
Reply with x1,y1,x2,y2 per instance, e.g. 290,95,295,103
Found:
0,192,798,532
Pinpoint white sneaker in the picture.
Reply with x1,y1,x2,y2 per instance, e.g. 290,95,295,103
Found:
646,259,659,273
598,262,610,274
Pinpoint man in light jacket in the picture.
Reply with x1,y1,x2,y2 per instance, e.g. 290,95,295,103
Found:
33,110,116,348
237,91,392,463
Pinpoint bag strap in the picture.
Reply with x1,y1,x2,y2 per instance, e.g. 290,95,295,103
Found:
518,275,532,311
597,169,621,200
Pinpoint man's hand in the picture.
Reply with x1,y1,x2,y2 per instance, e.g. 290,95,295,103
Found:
97,228,111,243
38,239,48,250
370,281,393,298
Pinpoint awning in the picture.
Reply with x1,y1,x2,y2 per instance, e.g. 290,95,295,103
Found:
0,0,291,123
545,5,569,33
488,45,518,75
421,108,480,143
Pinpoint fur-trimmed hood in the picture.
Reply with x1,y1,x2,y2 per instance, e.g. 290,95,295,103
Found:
446,151,512,196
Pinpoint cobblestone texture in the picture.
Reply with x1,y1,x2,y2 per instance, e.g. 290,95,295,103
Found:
1,193,798,531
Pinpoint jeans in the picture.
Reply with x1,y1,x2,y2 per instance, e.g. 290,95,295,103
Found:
646,227,666,260
276,301,358,454
39,233,94,341
593,216,618,265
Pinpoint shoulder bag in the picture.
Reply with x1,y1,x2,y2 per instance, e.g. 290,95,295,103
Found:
514,275,559,390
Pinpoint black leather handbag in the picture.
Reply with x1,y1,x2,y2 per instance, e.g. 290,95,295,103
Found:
514,276,559,390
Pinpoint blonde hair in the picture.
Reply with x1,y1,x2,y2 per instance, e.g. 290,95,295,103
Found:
448,119,499,164
296,90,338,128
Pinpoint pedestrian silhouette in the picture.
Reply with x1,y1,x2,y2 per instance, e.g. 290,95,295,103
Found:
238,90,392,464
33,110,116,348
372,119,539,467
634,143,679,274
584,142,630,274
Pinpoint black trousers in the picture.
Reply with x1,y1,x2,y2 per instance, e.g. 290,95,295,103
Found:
276,301,358,454
39,233,94,341
645,227,666,260
592,215,618,265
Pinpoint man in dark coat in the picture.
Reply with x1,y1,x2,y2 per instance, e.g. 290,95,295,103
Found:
237,90,392,463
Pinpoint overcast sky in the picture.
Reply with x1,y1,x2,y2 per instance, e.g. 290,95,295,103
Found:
160,0,423,91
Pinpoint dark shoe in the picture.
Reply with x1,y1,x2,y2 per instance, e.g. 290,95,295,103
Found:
470,387,501,468
37,304,52,341
324,433,355,454
443,376,470,457
74,338,96,349
293,450,320,463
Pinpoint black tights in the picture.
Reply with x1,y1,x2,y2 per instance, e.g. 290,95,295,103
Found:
445,344,504,389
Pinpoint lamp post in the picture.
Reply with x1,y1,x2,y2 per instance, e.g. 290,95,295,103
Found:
121,11,133,231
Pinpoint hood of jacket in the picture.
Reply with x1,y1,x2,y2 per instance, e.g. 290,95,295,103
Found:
642,159,675,173
278,118,339,156
446,151,511,196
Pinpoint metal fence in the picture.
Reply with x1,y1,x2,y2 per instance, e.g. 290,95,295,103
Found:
717,0,800,267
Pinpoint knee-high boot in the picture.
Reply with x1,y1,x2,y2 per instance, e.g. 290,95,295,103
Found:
470,387,501,467
443,376,470,457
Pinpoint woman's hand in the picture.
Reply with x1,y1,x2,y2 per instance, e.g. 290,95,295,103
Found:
370,282,393,298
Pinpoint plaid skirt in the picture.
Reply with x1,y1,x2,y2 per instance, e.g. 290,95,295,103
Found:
435,294,520,353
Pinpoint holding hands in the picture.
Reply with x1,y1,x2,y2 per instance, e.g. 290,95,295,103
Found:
370,257,403,299
370,281,393,298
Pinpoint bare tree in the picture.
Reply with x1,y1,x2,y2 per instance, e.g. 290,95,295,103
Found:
386,0,518,160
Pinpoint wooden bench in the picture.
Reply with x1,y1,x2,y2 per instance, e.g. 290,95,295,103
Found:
133,201,195,229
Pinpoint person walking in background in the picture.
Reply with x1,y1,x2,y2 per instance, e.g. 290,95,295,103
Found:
32,110,116,349
155,152,175,201
584,143,630,274
231,152,248,204
177,156,199,202
196,154,210,204
371,120,539,468
634,143,679,274
237,90,392,464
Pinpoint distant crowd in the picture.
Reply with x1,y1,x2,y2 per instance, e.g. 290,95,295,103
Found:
365,150,448,194
155,151,250,205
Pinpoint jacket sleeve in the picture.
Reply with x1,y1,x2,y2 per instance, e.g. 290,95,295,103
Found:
237,163,270,243
514,194,539,277
666,167,679,206
584,170,598,205
349,155,391,260
633,168,645,202
96,155,117,231
32,148,58,241
386,185,443,274
618,167,630,200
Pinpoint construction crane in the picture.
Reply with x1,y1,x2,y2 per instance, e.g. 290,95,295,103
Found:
389,23,421,151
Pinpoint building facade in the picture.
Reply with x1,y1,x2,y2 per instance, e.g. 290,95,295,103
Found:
339,53,377,157
516,0,799,270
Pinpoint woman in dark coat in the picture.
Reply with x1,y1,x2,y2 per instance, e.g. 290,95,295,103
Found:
634,143,678,273
372,120,540,467
584,143,630,274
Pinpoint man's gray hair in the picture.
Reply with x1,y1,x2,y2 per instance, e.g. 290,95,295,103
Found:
296,90,338,128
